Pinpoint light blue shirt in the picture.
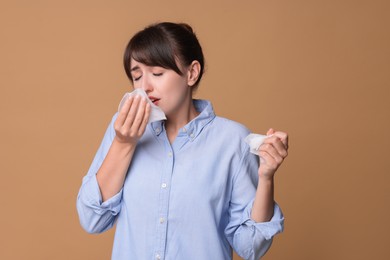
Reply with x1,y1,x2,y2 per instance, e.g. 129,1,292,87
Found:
77,100,284,260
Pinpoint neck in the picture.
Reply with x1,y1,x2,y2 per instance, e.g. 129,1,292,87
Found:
165,99,199,144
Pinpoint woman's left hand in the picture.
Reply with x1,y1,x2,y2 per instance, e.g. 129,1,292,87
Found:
258,128,289,179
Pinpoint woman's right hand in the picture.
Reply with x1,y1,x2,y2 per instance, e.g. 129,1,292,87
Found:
114,95,151,144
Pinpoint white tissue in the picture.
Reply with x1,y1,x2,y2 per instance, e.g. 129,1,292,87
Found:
244,133,272,155
118,89,167,124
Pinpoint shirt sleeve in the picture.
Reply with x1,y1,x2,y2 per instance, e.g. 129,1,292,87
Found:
224,147,284,260
76,113,123,234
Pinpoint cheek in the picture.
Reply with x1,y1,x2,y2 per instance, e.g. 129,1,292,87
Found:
161,76,187,94
160,79,188,109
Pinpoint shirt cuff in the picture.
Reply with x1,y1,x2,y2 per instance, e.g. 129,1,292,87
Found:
241,200,284,240
81,174,123,216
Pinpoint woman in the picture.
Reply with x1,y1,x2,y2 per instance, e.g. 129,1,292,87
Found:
77,22,288,260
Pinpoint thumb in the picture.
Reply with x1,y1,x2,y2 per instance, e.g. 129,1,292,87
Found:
266,128,275,136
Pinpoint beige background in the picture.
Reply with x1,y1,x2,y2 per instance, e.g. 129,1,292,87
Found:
1,0,389,259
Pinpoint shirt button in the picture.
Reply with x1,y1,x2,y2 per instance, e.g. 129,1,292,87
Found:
159,217,165,224
155,128,161,134
161,183,167,188
190,133,194,138
155,254,161,260
168,152,173,157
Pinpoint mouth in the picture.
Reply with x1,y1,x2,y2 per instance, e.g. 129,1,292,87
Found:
148,96,160,105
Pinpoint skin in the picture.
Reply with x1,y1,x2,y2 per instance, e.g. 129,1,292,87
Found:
96,58,289,223
251,128,288,222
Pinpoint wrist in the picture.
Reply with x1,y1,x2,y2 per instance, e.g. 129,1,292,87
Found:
114,135,137,145
112,137,137,153
258,173,274,183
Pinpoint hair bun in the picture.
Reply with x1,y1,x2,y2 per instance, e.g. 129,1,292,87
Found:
179,23,194,34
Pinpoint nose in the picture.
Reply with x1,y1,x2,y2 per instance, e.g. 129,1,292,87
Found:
139,76,153,93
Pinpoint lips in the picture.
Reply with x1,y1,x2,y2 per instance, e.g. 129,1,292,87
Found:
148,96,160,105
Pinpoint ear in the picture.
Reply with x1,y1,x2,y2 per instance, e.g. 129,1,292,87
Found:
186,60,201,87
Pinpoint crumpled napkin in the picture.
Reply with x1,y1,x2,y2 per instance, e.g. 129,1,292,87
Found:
244,133,273,155
118,88,167,124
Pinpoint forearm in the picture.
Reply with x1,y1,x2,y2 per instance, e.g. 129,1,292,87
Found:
251,176,274,222
96,137,136,201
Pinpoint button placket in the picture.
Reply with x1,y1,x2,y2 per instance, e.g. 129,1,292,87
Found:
155,139,174,260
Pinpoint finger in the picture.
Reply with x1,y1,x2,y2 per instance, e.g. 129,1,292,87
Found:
259,143,284,164
115,96,134,129
258,150,276,168
273,131,288,145
263,136,288,158
272,131,289,149
137,103,151,135
131,97,148,130
123,95,142,130
266,128,275,136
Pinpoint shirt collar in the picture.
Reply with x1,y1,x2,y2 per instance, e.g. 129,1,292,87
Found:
151,99,216,141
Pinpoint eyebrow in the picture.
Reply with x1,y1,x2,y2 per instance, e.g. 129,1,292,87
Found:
130,65,140,72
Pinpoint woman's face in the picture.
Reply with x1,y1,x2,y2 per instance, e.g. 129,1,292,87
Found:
130,58,191,117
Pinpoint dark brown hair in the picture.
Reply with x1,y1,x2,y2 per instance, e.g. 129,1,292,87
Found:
123,22,205,89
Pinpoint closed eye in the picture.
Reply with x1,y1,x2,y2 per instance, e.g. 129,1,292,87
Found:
153,73,163,77
133,75,141,81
